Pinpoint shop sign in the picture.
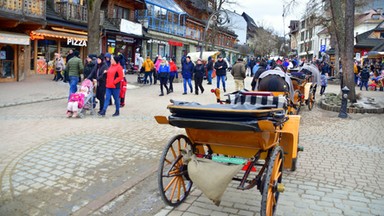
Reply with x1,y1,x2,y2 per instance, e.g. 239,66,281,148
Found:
116,35,135,43
120,19,142,36
30,32,44,40
147,39,167,45
67,38,87,47
168,40,183,47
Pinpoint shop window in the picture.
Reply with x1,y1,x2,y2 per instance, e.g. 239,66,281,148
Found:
0,45,15,78
158,44,165,57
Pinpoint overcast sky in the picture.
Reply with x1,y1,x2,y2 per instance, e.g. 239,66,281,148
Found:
227,0,308,36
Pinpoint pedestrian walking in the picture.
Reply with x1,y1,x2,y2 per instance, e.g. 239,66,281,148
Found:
231,58,246,91
93,54,109,112
158,59,170,96
320,72,328,95
182,56,194,95
193,59,205,95
168,57,178,93
360,66,370,91
98,55,124,117
64,50,84,99
83,54,97,80
104,53,111,68
206,56,214,85
142,56,154,85
137,54,144,72
54,53,65,81
214,55,228,92
154,55,162,85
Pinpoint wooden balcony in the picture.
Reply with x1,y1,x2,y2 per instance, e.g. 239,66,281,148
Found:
55,1,87,23
0,0,45,19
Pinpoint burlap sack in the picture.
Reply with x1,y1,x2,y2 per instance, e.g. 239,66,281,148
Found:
187,155,242,206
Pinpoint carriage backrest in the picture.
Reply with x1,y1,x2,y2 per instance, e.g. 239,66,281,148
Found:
228,93,287,109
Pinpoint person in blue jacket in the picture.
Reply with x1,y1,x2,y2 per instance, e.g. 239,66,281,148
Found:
157,59,170,96
181,56,194,95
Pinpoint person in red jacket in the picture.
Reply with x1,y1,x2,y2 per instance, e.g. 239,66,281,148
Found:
98,55,124,117
168,57,178,93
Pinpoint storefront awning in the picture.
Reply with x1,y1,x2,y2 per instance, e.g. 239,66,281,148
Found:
0,31,30,45
31,29,87,41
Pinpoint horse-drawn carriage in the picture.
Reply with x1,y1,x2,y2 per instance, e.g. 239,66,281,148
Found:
289,64,321,113
155,71,302,215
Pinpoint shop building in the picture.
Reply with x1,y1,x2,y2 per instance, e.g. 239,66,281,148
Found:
136,0,238,66
0,0,46,82
29,0,88,75
100,0,147,65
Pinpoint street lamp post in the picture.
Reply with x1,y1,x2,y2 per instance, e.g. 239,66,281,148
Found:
199,10,230,59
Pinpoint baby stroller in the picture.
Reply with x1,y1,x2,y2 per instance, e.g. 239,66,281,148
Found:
137,70,145,84
78,79,96,118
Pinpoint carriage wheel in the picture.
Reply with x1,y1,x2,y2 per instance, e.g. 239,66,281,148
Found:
158,134,193,206
307,92,315,110
261,146,284,216
292,90,302,115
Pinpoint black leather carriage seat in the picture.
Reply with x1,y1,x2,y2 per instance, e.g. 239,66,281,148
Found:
167,98,287,132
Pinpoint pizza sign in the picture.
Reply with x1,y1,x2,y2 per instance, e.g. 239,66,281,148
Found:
67,38,87,47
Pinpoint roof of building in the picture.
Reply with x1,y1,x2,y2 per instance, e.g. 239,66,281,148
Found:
371,41,384,51
145,0,186,14
241,12,257,28
355,20,384,48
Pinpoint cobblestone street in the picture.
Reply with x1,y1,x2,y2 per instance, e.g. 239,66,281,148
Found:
0,74,383,215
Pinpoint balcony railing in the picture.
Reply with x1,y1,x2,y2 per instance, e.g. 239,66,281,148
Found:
0,0,45,18
55,2,87,23
138,16,186,37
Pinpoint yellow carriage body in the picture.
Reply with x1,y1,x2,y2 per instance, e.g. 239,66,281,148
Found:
155,106,300,170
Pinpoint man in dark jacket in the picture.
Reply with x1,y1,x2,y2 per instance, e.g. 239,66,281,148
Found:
84,54,97,80
360,66,370,91
251,61,267,90
182,56,194,95
214,55,228,92
206,56,214,84
193,59,205,95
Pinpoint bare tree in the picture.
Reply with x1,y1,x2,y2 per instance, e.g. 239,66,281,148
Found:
249,23,279,57
87,0,102,55
199,0,238,51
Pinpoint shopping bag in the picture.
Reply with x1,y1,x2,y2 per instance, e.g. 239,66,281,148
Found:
212,69,216,78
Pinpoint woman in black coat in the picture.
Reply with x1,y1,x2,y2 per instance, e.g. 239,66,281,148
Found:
91,55,109,112
193,59,205,95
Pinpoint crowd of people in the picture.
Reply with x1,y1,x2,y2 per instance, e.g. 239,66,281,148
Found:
52,49,127,118
354,58,384,91
51,49,383,118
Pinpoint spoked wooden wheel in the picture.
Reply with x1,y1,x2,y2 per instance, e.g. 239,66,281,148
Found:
261,146,284,216
158,134,193,206
292,90,302,114
307,91,315,110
